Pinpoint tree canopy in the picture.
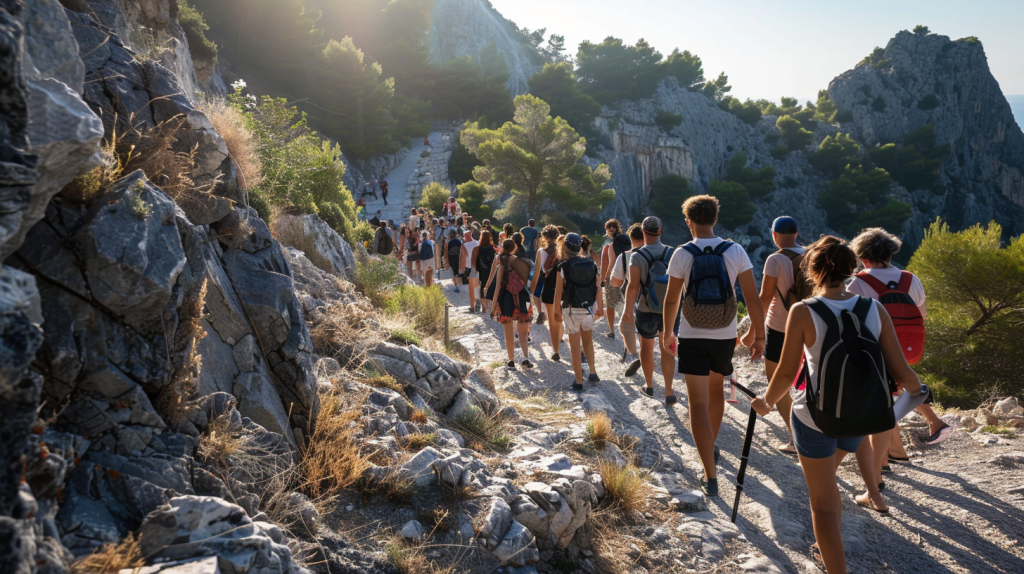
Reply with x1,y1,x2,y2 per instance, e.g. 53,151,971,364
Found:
528,63,602,137
460,95,614,220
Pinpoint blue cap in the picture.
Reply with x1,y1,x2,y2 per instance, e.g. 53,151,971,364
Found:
772,216,799,234
564,233,582,253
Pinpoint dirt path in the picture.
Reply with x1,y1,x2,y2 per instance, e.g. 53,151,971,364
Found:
363,131,446,224
433,269,1024,574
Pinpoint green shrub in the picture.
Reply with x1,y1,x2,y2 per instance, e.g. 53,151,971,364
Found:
909,221,1024,407
868,124,949,192
389,327,422,347
654,111,683,132
355,256,404,307
386,284,447,335
177,0,217,63
650,175,692,220
452,406,512,451
813,90,838,122
770,145,789,160
419,182,449,215
724,152,775,200
809,133,862,177
455,180,493,221
860,47,891,69
776,116,813,150
913,25,930,35
710,180,755,229
720,97,763,125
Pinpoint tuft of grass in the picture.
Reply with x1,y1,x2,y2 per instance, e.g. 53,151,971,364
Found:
198,96,262,192
488,360,504,371
981,425,1016,436
385,285,447,336
128,180,153,219
363,370,404,395
599,461,650,514
389,327,422,347
451,407,512,452
158,278,207,430
355,256,405,307
587,412,614,449
409,409,429,425
301,392,373,501
70,534,144,574
386,540,429,574
404,433,437,452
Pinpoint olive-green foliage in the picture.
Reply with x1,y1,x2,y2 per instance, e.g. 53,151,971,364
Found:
455,181,493,221
908,221,1024,406
355,256,405,307
176,0,217,63
817,165,905,236
655,112,683,132
419,182,449,214
860,46,891,69
770,145,790,160
724,152,775,200
809,133,862,177
813,90,838,122
386,284,447,335
461,95,614,220
528,63,602,137
917,94,941,110
776,115,813,150
710,180,755,229
913,25,931,35
574,38,706,105
702,72,732,102
539,211,580,233
431,46,513,126
448,138,482,185
650,175,692,220
868,124,949,193
719,97,762,125
230,87,360,242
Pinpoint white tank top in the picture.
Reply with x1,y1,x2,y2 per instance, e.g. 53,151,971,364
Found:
792,296,883,432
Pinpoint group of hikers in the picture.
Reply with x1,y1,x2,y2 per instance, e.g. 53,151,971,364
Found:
372,191,947,574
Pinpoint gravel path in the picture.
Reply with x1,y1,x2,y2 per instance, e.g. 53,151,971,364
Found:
433,270,1024,574
363,131,446,223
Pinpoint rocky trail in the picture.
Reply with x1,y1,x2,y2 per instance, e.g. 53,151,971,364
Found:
436,268,1024,574
362,131,449,224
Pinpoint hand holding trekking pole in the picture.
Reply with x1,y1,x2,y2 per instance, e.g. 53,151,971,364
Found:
751,396,772,416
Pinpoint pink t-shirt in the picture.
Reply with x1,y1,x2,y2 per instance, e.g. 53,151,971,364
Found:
763,247,805,333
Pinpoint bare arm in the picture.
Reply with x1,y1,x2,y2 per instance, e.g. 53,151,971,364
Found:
744,273,777,346
529,253,543,294
553,272,565,322
662,275,685,355
491,265,504,312
601,246,613,281
622,264,641,323
737,269,765,360
485,260,499,290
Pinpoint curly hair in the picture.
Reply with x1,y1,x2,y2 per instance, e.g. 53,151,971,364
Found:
605,219,622,235
802,235,858,292
850,227,902,265
683,195,720,226
628,222,643,241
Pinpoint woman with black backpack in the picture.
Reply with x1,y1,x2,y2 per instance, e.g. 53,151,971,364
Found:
751,236,923,574
529,226,564,360
490,239,533,369
475,231,497,315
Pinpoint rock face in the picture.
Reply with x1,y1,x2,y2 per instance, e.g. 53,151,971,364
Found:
428,0,542,95
829,30,1024,242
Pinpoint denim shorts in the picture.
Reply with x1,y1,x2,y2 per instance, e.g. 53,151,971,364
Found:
791,413,864,459
635,309,680,340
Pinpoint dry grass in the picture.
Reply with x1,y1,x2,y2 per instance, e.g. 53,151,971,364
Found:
198,96,263,192
70,534,144,574
270,216,335,273
450,407,513,452
196,411,252,470
598,461,650,515
363,371,405,395
300,392,373,501
409,409,429,425
403,433,437,452
158,278,207,430
386,538,431,574
309,295,385,370
587,412,614,449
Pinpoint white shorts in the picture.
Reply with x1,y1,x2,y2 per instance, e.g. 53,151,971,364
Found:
563,307,594,335
421,259,435,272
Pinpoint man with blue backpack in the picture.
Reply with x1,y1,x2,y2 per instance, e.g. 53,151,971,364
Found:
662,195,766,497
621,217,681,403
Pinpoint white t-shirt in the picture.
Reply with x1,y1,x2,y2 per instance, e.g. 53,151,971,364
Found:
667,238,754,340
793,296,883,432
848,267,927,318
409,215,420,229
763,247,806,333
462,240,479,269
611,252,633,282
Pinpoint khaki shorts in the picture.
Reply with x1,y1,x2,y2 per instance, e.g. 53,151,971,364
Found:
563,307,594,335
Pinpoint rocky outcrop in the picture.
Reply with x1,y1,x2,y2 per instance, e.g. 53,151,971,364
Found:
272,214,356,282
829,30,1024,242
428,0,542,96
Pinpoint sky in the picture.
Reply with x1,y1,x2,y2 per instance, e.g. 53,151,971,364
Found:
489,0,1024,103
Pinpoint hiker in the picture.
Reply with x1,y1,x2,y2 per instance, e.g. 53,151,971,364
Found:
404,226,420,282
662,196,766,496
601,219,631,340
611,223,644,367
409,208,420,233
500,222,514,243
578,235,603,325
461,230,480,311
848,228,946,489
530,226,563,356
381,180,389,205
490,239,534,368
741,216,808,455
553,233,601,390
521,219,539,261
419,231,436,287
433,218,445,271
447,229,463,293
475,231,498,315
373,220,394,256
751,236,922,574
622,217,680,401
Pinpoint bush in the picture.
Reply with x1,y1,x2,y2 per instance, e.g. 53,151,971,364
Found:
908,221,1024,406
452,406,513,451
914,25,931,35
455,180,493,221
448,138,481,185
776,115,813,150
710,180,755,229
868,124,949,192
386,284,447,335
650,175,692,219
720,97,763,125
917,94,941,110
654,111,683,132
724,152,775,200
419,181,449,215
199,96,262,191
769,145,790,160
809,133,862,177
177,0,217,63
355,256,404,307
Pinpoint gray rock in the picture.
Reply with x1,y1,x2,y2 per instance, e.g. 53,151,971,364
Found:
600,443,628,467
491,520,540,567
398,447,444,488
272,214,356,280
994,397,1019,417
122,557,221,574
579,391,615,416
444,389,475,421
367,388,411,420
425,367,461,411
669,490,708,513
476,497,513,551
233,373,292,441
429,351,472,380
408,345,439,379
17,0,84,93
401,520,424,540
370,355,418,385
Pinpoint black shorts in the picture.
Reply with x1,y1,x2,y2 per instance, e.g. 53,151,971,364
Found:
678,338,737,377
765,327,785,363
635,309,681,340
541,269,558,305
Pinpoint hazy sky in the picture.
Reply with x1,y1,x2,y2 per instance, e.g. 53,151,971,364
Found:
489,0,1024,102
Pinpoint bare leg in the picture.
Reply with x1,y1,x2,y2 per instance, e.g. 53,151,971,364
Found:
605,305,616,336
800,453,848,574
659,332,675,397
425,269,434,287
766,359,796,446
468,278,478,309
517,320,530,359
568,331,583,383
853,440,888,511
639,336,656,390
887,425,909,458
683,373,715,479
868,431,890,487
546,303,562,355
917,404,947,435
619,320,638,355
709,371,725,440
502,321,515,361
582,329,596,375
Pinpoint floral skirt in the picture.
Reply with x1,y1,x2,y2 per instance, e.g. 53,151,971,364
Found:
497,290,531,323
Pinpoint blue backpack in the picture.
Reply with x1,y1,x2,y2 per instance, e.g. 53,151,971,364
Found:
419,240,434,261
681,241,737,329
636,246,676,313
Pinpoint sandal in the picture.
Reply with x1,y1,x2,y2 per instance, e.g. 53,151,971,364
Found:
881,465,893,475
777,442,799,456
888,454,910,463
665,394,678,407
642,386,654,397
854,493,890,515
810,544,826,572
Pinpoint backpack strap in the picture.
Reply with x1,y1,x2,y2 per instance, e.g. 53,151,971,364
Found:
855,271,893,295
851,296,874,324
682,243,703,258
712,240,734,256
896,271,915,294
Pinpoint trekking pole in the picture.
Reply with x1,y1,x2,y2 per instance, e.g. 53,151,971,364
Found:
731,380,758,523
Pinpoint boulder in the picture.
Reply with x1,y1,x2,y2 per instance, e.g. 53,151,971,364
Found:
397,447,444,488
121,557,221,574
476,497,513,552
579,391,615,416
401,520,424,541
233,373,292,441
272,214,356,280
425,367,461,412
994,397,1019,417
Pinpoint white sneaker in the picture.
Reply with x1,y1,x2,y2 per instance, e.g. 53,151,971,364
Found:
923,424,952,445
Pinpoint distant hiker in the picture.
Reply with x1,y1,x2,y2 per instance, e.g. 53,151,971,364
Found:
742,216,808,455
499,222,514,244
521,219,539,262
409,208,420,232
848,228,946,490
373,220,394,256
580,235,604,326
381,180,389,205
491,238,534,368
611,223,644,368
462,230,480,312
662,196,766,496
601,219,630,340
475,231,497,315
419,231,436,287
752,236,923,574
622,217,679,400
447,229,463,293
530,225,563,355
369,210,381,228
553,233,601,390
404,227,420,282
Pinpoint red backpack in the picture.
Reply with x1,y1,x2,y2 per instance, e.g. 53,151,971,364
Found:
855,271,926,365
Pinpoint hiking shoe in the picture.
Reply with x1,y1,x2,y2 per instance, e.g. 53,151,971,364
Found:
624,355,641,377
571,381,584,392
551,353,561,362
605,331,615,339
923,424,952,445
536,312,547,325
505,360,516,369
521,359,534,369
588,373,600,383
699,476,718,497
666,394,678,407
642,386,654,397
621,348,628,363
454,287,461,293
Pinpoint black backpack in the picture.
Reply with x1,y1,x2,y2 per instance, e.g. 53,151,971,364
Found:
476,246,496,274
776,248,812,311
804,297,895,439
446,238,463,268
378,230,394,255
612,233,632,259
562,257,598,309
